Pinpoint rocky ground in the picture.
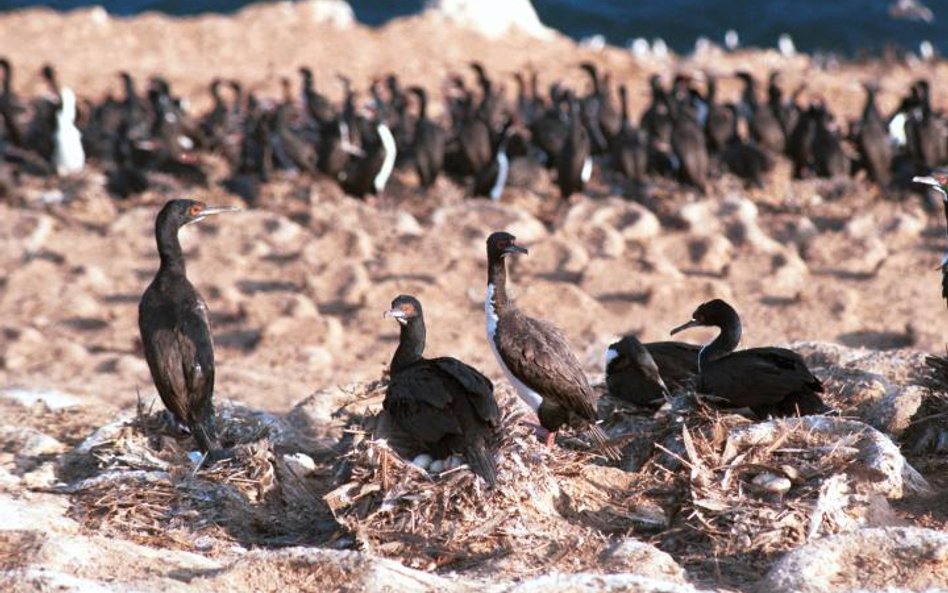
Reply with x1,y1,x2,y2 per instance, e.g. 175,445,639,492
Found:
1,3,947,593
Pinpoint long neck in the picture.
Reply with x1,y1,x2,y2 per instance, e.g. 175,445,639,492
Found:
156,220,186,277
487,255,510,314
698,315,742,371
619,86,629,127
742,81,757,109
391,317,426,373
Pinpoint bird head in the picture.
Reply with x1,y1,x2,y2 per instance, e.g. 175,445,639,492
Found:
912,173,948,198
671,299,737,334
384,294,423,325
159,199,240,230
486,231,528,261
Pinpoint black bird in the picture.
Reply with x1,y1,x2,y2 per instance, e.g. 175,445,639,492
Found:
613,84,648,183
911,173,948,306
340,105,397,198
604,336,669,407
788,103,819,178
408,86,445,188
906,80,947,174
556,95,591,199
605,336,700,406
704,74,733,156
579,62,620,153
139,199,239,464
0,57,24,147
736,71,785,154
671,96,708,192
811,101,849,178
298,66,334,126
383,295,500,486
722,104,773,188
529,83,569,169
671,299,830,418
854,82,892,187
472,119,513,200
484,232,619,459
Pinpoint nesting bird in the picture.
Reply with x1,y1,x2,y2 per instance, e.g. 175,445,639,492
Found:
605,336,700,407
139,199,239,465
484,232,619,459
383,295,500,486
671,299,830,418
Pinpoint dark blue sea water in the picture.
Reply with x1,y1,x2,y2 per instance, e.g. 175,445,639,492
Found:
0,0,944,56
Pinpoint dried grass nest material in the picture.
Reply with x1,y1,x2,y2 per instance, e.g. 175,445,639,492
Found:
902,354,948,455
59,402,333,551
53,383,934,585
326,394,932,579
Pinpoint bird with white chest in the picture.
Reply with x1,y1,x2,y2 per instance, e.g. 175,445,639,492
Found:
483,231,619,459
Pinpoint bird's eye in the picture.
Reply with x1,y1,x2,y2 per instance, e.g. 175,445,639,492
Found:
189,204,203,217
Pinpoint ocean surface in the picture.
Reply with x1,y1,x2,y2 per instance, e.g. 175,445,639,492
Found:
0,0,944,57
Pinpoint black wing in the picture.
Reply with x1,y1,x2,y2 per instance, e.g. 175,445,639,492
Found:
429,357,498,425
703,348,821,408
139,297,216,433
385,363,463,444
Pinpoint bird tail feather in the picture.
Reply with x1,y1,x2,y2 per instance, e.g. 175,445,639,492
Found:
587,424,622,461
465,442,498,487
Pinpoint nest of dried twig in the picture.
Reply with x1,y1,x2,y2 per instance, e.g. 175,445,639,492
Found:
901,354,948,456
650,402,931,583
59,400,335,552
52,381,932,587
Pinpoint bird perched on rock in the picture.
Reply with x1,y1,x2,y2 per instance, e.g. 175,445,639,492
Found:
139,199,239,466
383,295,500,486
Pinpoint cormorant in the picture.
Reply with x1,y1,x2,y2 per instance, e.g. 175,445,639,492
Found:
912,173,948,307
484,232,619,459
384,295,500,486
671,299,831,418
139,199,239,465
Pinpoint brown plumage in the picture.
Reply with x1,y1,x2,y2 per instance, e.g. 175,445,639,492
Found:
485,232,619,459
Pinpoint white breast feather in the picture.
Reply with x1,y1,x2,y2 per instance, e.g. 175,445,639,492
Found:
485,283,543,412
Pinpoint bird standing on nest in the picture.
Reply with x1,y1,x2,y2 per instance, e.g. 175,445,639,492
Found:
484,231,620,460
139,198,239,467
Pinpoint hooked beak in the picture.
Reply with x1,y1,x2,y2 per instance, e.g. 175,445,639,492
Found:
912,175,938,187
383,308,408,324
190,205,241,225
505,244,529,256
670,319,702,336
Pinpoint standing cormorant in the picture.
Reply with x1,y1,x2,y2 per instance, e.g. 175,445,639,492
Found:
556,95,591,199
139,199,239,464
383,295,500,486
613,84,648,183
408,86,446,189
855,82,892,187
670,299,830,418
484,232,619,459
